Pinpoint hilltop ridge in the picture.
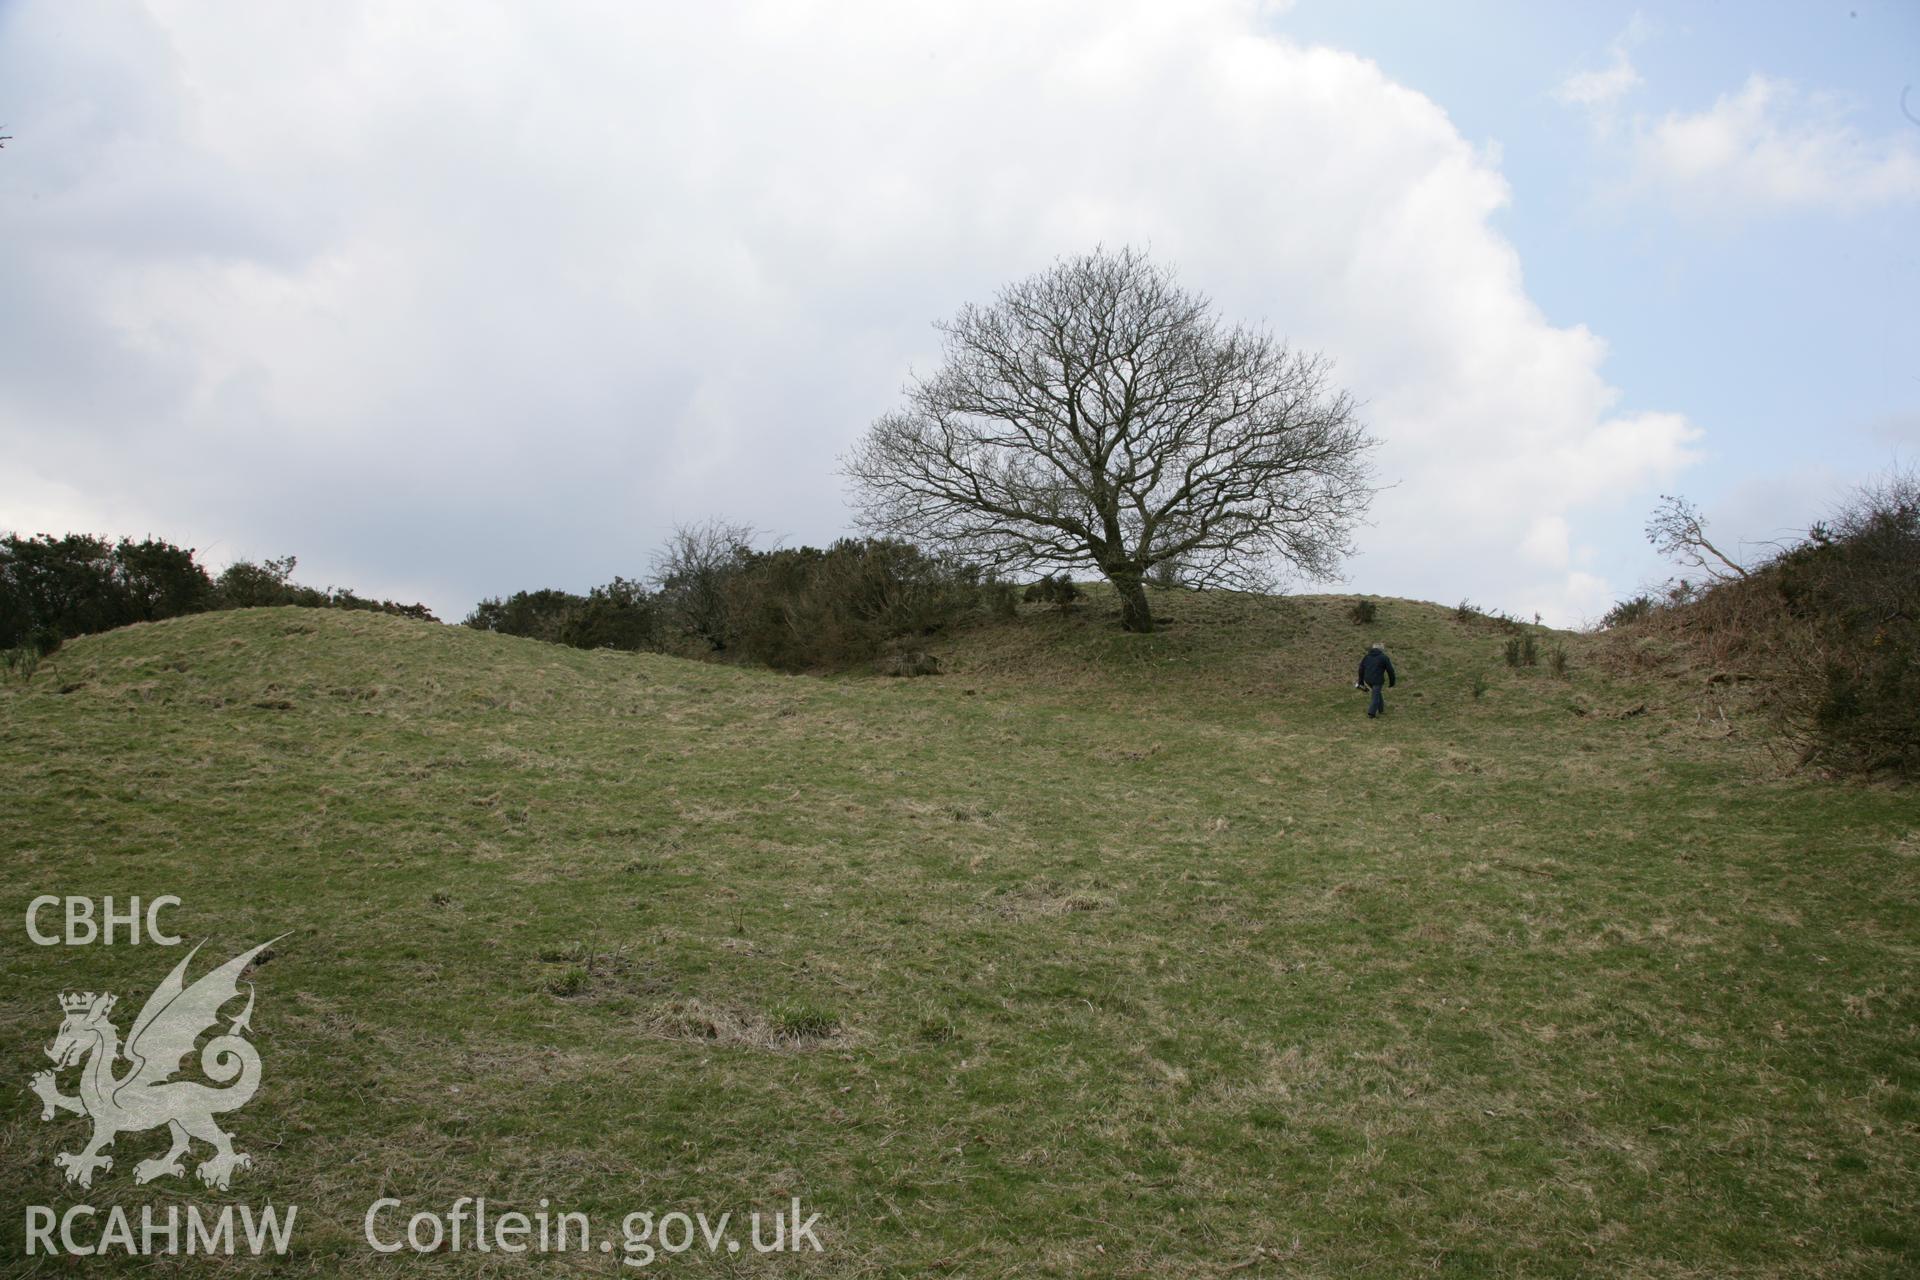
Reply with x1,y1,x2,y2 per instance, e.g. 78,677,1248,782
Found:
8,588,1745,777
4,595,1914,1274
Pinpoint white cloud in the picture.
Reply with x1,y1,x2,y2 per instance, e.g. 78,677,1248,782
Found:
1551,570,1616,628
1556,36,1641,111
1632,75,1920,212
0,0,1698,626
0,466,119,545
1555,14,1649,128
1520,516,1572,570
1558,56,1640,111
1556,19,1919,216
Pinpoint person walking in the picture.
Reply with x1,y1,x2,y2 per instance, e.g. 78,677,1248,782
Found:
1356,642,1396,719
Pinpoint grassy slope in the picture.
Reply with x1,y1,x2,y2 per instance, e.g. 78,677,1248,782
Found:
1,593,1915,1277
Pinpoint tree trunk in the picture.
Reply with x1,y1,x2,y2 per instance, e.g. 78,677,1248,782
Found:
1111,571,1154,633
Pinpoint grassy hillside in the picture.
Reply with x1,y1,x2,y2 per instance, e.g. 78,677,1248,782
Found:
2,593,1915,1276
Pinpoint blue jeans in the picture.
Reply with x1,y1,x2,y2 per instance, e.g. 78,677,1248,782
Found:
1367,682,1385,717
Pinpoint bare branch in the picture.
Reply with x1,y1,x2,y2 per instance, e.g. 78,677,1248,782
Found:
650,518,757,650
1646,495,1749,582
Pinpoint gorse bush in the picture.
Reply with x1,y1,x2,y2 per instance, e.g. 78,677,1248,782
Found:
465,578,658,653
1503,633,1539,668
215,554,434,619
1602,595,1655,628
1022,575,1084,607
215,555,321,608
1457,598,1530,635
465,588,591,645
313,590,436,621
563,577,657,651
982,578,1020,620
723,539,984,671
466,531,992,672
1770,472,1920,774
1348,599,1377,625
1620,467,1920,777
0,535,435,651
1,533,213,649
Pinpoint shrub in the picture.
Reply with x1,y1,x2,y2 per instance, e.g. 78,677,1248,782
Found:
1146,558,1188,590
562,577,657,651
1348,599,1377,625
1548,646,1570,679
214,554,434,620
116,537,217,621
1,533,216,647
724,539,981,671
652,520,756,652
1602,595,1656,628
1503,633,1539,668
464,588,588,645
1664,579,1700,607
1629,468,1920,776
1770,472,1919,774
1460,598,1525,633
1470,670,1489,700
467,578,657,652
469,534,984,670
1022,575,1083,607
324,591,437,622
215,555,324,608
981,578,1019,620
215,554,435,620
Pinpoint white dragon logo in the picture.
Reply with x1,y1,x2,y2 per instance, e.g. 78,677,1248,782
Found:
30,937,284,1191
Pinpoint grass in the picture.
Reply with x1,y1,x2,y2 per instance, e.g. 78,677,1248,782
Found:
1,591,1915,1276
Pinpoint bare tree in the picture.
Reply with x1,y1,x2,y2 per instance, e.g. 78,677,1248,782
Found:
650,518,755,650
842,247,1377,632
1646,494,1749,583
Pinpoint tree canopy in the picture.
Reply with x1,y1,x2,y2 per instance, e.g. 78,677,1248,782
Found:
844,247,1377,631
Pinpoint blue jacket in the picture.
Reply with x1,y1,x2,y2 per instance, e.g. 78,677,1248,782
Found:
1358,649,1396,688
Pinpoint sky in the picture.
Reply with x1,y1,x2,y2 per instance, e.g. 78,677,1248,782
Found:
2,0,1915,626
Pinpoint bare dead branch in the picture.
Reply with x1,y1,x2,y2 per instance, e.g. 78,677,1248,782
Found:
1646,494,1750,582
